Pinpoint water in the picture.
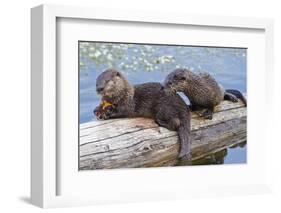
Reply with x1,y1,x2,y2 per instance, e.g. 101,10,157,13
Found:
191,142,247,165
79,42,247,164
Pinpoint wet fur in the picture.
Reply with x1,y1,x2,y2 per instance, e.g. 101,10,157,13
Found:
164,68,247,119
94,69,191,158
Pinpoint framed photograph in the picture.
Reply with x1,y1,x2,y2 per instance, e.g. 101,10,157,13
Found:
31,4,274,208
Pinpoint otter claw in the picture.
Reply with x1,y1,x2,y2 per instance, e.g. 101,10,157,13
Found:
203,114,213,120
203,110,213,120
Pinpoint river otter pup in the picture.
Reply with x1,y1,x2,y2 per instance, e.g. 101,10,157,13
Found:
94,68,191,158
164,68,247,119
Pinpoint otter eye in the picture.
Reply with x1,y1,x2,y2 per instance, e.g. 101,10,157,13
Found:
175,75,185,81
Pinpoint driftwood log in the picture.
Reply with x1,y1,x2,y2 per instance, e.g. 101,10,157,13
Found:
79,100,247,170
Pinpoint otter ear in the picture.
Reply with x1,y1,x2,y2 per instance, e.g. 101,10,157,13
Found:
115,71,121,77
175,74,186,81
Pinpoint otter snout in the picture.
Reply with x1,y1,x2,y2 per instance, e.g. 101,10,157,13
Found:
96,86,104,93
164,81,172,87
164,78,173,88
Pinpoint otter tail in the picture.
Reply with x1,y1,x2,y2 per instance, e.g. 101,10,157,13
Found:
225,89,247,106
178,118,191,159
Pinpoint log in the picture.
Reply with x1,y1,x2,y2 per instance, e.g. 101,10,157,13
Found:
79,100,247,170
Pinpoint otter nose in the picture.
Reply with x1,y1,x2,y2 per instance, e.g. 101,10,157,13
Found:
97,87,104,93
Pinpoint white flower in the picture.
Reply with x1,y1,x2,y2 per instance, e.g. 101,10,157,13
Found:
107,53,113,60
94,51,101,58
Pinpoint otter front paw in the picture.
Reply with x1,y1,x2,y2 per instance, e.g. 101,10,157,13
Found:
101,110,112,120
94,106,115,120
202,109,213,120
97,113,107,120
93,106,108,120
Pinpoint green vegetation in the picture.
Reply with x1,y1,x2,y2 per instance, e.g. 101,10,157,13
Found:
79,42,246,73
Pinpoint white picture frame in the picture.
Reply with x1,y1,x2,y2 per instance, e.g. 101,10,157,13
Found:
31,4,274,208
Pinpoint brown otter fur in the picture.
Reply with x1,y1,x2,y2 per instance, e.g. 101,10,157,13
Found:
94,68,191,158
164,68,247,119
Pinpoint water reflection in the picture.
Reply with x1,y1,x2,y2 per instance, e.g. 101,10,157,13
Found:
178,142,247,166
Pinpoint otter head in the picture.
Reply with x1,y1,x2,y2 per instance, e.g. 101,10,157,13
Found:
96,68,132,100
164,68,192,93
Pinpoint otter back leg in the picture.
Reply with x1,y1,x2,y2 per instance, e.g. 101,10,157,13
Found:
225,89,247,106
155,116,180,131
224,92,238,102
